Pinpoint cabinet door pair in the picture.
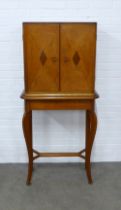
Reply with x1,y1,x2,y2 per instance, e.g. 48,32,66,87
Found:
23,23,96,94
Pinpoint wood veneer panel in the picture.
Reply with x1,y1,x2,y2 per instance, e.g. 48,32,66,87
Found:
23,23,59,92
60,23,97,93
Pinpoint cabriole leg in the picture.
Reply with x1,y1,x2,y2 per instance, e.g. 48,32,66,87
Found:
22,110,33,185
85,109,97,184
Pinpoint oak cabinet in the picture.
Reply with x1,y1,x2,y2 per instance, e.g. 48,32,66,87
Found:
21,22,98,185
23,23,96,94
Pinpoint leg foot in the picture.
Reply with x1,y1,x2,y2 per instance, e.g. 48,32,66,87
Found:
85,110,97,184
22,111,33,185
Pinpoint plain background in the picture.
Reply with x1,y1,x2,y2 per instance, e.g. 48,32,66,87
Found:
0,0,121,163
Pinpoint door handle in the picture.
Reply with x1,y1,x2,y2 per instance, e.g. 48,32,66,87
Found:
51,57,58,63
64,57,70,63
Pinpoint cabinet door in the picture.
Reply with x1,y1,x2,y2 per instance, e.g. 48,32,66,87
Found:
23,23,59,92
60,23,96,93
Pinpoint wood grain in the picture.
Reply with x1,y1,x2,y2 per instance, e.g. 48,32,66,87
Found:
60,23,97,93
23,23,59,92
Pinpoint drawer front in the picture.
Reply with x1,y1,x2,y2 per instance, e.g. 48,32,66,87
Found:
60,23,96,93
23,23,59,92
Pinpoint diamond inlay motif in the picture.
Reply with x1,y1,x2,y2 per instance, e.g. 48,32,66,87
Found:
40,50,47,65
73,51,80,65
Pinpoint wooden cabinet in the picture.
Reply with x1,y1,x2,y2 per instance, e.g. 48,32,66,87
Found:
23,23,96,94
21,22,99,185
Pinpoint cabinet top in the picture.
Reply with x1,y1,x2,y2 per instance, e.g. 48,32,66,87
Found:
23,22,97,25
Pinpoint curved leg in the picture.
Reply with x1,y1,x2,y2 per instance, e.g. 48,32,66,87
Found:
22,111,33,185
85,109,97,184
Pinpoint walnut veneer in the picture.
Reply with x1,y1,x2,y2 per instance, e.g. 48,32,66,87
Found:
21,22,99,185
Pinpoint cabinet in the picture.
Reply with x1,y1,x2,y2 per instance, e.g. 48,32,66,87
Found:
21,22,99,185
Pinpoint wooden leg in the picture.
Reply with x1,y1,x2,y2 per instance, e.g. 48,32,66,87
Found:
85,109,97,184
22,111,33,185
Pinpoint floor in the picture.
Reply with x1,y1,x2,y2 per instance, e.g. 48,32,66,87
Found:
0,163,121,210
